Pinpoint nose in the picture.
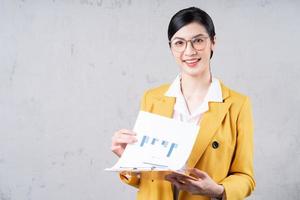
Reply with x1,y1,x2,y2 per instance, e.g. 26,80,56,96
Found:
184,41,197,56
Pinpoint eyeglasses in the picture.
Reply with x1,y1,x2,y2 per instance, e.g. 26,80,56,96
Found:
169,36,210,52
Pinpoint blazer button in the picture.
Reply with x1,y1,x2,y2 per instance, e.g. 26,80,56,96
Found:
212,141,219,149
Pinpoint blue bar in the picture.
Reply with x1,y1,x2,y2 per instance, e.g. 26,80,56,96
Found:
151,138,159,145
167,143,178,157
161,140,168,147
140,135,149,147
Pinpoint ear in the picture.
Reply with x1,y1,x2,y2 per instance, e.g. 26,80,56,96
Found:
211,36,216,51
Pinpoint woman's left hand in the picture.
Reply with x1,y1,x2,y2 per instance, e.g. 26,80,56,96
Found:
165,168,224,198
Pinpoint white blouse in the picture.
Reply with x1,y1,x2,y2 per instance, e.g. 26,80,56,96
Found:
164,74,224,200
165,74,223,123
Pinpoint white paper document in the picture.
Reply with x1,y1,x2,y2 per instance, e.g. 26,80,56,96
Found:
106,111,200,171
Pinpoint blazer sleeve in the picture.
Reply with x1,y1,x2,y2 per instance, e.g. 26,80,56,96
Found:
119,90,150,188
119,171,140,188
219,97,256,199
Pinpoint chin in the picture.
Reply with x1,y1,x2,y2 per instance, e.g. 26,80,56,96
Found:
181,65,206,77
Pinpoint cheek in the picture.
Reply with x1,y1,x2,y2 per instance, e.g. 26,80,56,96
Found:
172,52,182,63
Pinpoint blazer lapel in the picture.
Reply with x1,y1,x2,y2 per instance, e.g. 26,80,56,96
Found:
148,82,232,169
187,83,232,168
151,96,176,118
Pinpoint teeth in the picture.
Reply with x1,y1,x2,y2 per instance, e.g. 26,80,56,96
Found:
185,59,199,63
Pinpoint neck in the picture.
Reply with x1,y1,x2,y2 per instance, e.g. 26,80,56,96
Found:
180,68,212,98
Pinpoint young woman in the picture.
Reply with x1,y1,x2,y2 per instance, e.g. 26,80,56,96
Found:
111,7,255,200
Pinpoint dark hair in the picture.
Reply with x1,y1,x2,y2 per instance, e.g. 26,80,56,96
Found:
168,7,216,58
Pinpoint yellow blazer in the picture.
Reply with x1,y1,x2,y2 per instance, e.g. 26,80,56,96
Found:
120,81,255,200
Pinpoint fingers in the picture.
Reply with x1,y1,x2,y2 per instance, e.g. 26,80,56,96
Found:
113,136,137,144
165,173,177,182
165,170,217,196
165,173,193,191
188,168,208,179
114,129,137,139
116,129,137,136
173,180,190,191
165,173,193,184
112,129,137,144
111,129,138,157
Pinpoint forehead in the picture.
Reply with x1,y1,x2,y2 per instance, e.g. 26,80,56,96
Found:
172,22,208,40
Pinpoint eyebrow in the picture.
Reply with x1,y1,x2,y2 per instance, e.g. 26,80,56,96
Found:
172,33,208,40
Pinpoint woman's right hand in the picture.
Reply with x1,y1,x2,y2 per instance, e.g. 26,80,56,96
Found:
111,129,137,157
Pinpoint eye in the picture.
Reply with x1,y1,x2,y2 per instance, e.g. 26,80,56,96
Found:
173,40,185,47
193,38,204,44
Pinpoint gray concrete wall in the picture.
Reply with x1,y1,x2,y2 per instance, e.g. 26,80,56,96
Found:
1,0,300,199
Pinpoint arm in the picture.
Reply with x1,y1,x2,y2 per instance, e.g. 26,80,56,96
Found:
219,97,255,199
118,90,150,188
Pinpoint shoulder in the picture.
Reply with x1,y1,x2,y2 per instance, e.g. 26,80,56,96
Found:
220,81,252,113
143,83,171,99
220,80,248,100
140,83,172,111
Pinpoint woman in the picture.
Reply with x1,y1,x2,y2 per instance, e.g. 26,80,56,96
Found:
111,7,255,200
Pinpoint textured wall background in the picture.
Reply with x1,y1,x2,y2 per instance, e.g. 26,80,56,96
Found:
1,0,300,199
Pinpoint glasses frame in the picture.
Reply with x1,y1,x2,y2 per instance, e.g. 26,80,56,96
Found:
169,35,210,53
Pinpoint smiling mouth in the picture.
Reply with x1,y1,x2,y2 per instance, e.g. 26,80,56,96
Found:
184,58,201,63
183,58,201,67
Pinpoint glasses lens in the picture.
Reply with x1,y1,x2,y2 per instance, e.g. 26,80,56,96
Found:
192,37,207,50
171,39,186,52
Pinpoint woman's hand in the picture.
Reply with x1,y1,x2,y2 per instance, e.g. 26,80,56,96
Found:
111,129,137,157
165,168,224,198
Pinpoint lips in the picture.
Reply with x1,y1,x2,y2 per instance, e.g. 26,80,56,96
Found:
183,58,201,67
